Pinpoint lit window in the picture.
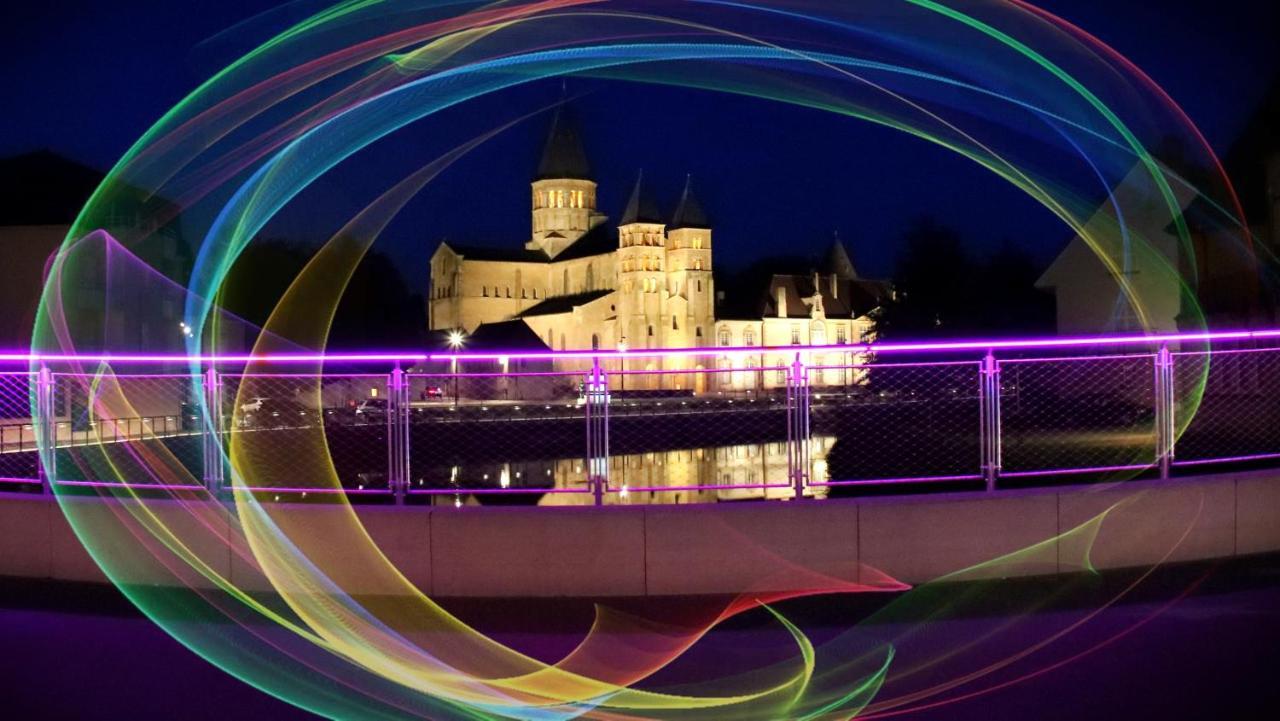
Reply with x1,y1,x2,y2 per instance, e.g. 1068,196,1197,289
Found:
718,328,731,346
693,236,703,250
744,329,755,346
791,326,801,345
837,326,848,344
694,259,703,270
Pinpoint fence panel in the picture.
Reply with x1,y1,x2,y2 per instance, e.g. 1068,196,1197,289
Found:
50,373,204,488
808,360,983,485
221,373,391,495
0,372,39,485
1173,348,1280,465
405,370,590,502
604,365,793,501
1000,355,1157,475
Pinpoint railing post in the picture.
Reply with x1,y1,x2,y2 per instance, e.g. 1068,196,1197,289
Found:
389,365,409,504
788,353,810,500
979,351,1002,492
36,364,55,494
1155,344,1175,479
202,367,224,494
585,357,609,505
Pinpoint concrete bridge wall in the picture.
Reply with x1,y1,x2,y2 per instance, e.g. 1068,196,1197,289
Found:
1,470,1277,597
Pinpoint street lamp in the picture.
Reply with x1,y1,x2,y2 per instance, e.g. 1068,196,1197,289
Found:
448,330,466,406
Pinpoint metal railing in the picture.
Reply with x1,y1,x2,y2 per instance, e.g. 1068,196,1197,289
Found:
4,329,1280,504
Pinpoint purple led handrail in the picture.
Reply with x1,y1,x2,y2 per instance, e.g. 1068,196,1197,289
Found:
1,328,1277,365
1,328,1278,505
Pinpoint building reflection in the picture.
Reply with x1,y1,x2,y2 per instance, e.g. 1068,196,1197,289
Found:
414,436,835,506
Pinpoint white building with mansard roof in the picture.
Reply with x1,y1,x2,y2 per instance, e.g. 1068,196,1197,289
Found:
428,107,890,391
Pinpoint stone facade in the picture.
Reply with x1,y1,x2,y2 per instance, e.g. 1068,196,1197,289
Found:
428,108,889,390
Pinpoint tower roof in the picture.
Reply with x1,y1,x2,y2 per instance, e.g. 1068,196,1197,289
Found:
670,174,711,230
535,106,592,181
620,170,664,225
824,234,859,279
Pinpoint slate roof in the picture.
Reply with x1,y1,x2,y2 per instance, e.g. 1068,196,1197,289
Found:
518,289,613,317
670,175,711,230
535,106,592,181
761,274,890,319
442,242,550,263
466,320,552,350
553,224,615,261
620,171,664,225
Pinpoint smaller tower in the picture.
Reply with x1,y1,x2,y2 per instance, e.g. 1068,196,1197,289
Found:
666,175,714,345
616,171,667,350
529,106,604,257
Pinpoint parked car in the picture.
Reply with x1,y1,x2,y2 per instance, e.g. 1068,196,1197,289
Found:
237,397,311,429
354,398,389,424
421,386,445,400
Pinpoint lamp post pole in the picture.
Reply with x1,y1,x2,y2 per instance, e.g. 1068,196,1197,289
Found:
448,330,466,407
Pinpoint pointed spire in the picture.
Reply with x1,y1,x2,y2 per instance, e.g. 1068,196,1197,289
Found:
670,174,711,230
535,104,591,181
825,232,858,279
620,170,663,225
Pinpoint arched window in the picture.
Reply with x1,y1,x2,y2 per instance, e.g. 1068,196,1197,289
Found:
591,334,599,350
692,236,703,250
482,287,488,297
744,328,756,346
562,269,569,295
695,327,703,339
505,287,511,298
791,325,802,345
696,280,702,292
718,328,731,346
586,264,594,291
532,289,539,299
522,289,527,299
672,316,679,330
694,259,703,270
647,325,654,337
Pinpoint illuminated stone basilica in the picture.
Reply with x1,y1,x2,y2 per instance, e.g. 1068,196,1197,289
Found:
428,108,889,390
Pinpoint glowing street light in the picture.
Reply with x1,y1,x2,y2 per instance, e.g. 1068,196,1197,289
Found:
447,330,466,406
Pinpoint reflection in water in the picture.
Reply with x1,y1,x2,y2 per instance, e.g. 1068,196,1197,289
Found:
414,437,835,506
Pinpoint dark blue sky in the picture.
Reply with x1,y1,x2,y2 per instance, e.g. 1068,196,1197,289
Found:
4,0,1278,292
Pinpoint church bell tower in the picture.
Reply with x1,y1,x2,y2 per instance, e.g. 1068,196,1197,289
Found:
528,106,604,257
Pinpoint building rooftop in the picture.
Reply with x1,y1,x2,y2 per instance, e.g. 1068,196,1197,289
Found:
535,106,592,181
620,171,664,225
669,175,711,230
518,289,613,317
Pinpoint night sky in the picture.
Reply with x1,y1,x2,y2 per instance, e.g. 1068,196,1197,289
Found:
3,0,1279,292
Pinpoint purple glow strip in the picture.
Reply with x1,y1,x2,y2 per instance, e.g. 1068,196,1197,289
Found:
2,328,1280,365
999,463,1154,478
606,482,794,493
228,486,389,495
228,372,388,379
405,370,589,379
809,360,981,370
1172,346,1280,358
406,486,590,495
0,476,39,484
1172,453,1280,466
812,473,984,486
52,373,203,379
997,352,1157,365
54,480,207,490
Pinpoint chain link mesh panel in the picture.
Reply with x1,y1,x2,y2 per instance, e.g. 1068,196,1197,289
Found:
0,372,38,483
808,361,982,483
1000,355,1157,474
1174,348,1280,463
222,373,391,493
405,371,590,500
605,366,792,500
51,373,204,486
